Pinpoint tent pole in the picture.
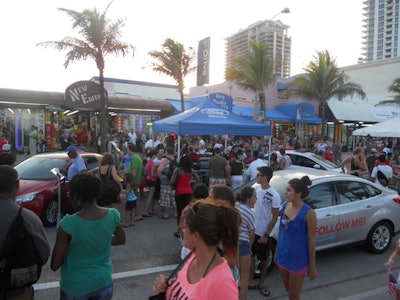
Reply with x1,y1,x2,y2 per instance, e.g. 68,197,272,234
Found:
177,135,181,162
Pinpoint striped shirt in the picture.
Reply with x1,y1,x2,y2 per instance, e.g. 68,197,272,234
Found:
235,202,255,243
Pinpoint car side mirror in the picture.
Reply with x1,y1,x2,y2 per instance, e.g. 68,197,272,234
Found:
313,164,321,169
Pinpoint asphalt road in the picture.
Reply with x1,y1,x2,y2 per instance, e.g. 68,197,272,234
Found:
15,151,397,299
31,195,398,300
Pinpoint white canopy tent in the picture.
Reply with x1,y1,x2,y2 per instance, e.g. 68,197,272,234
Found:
352,117,400,137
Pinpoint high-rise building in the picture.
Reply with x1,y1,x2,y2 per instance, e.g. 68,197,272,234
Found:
362,0,399,62
225,19,291,78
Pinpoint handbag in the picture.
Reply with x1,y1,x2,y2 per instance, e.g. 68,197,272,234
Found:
101,165,121,198
148,251,193,300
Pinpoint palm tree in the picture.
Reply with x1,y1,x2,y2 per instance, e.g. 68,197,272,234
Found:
375,77,400,106
226,39,275,122
37,1,134,153
288,50,366,137
148,38,196,112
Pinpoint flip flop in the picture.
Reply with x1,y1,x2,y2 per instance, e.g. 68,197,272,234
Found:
248,285,257,290
142,214,153,217
258,286,270,297
158,215,169,219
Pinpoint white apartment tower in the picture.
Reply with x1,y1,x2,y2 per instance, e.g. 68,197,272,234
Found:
225,19,291,78
362,0,400,62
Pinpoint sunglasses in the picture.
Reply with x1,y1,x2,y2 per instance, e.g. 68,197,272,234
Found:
256,174,265,177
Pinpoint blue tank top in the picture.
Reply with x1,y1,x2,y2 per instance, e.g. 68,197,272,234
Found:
276,202,311,272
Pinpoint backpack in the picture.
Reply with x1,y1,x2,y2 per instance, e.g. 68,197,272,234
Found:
377,167,389,187
163,157,177,180
0,207,42,290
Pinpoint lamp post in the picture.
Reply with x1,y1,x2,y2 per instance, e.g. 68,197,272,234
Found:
270,7,290,21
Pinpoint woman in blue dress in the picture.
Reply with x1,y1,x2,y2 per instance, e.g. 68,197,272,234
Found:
275,176,317,299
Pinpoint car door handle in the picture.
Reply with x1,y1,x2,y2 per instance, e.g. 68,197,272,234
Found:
323,214,335,219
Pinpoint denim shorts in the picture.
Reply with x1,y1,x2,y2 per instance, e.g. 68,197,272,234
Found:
60,283,113,300
239,240,252,256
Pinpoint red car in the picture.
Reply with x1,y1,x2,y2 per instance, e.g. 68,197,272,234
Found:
14,152,102,226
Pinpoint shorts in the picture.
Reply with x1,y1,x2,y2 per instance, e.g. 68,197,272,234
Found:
159,186,175,208
251,234,271,261
239,240,251,256
147,180,156,188
60,282,113,300
209,177,226,187
125,201,137,211
278,263,308,275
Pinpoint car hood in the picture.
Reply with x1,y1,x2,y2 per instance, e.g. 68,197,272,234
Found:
17,178,58,196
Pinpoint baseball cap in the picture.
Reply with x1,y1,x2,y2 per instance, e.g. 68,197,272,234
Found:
2,144,11,152
258,151,265,158
66,145,78,153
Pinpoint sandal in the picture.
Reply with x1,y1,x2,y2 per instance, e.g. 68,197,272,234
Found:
258,286,270,297
248,285,257,290
158,214,169,219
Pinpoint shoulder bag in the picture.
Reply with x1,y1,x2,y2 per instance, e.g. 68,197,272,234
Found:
148,251,193,300
100,165,121,200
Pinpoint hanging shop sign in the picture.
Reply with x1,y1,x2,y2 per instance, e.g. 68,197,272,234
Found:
65,81,108,110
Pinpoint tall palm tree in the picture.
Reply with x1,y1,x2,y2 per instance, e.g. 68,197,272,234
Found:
226,39,275,122
288,50,366,137
148,38,196,112
37,1,134,153
376,77,400,106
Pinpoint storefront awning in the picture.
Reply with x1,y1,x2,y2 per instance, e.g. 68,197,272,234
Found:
0,88,64,108
266,109,292,122
276,102,321,124
328,97,400,122
108,96,173,113
232,106,253,120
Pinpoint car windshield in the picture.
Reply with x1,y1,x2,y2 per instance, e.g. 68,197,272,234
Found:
15,157,67,180
309,153,340,168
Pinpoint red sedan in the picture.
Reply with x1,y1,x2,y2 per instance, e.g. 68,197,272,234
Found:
14,152,102,226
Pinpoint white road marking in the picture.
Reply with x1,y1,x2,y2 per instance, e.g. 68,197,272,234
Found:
34,264,178,290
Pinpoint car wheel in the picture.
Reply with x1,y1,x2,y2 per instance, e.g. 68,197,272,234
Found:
254,238,276,278
366,221,393,254
41,199,58,227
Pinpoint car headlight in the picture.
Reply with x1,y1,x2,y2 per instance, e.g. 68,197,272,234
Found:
15,193,39,203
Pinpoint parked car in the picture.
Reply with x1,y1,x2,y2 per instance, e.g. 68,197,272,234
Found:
14,152,102,226
235,169,400,274
263,150,343,172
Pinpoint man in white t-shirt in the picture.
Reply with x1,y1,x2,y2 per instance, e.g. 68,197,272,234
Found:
371,153,393,188
249,166,281,296
145,134,161,152
245,150,267,181
128,129,137,145
197,136,206,155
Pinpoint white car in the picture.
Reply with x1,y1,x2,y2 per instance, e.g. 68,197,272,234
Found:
239,168,400,254
264,150,343,172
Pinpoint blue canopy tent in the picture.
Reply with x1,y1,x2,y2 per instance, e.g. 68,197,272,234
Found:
152,99,271,136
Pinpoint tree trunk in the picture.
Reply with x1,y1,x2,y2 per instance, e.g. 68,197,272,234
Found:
179,88,185,112
99,69,107,153
321,101,327,138
259,92,266,122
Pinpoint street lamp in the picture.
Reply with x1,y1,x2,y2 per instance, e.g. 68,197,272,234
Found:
270,7,290,21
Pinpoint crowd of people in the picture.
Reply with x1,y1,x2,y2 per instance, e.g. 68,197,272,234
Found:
2,128,400,299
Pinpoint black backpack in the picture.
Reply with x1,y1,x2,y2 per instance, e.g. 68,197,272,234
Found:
377,168,389,187
164,157,177,180
0,207,42,290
